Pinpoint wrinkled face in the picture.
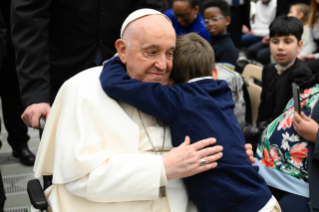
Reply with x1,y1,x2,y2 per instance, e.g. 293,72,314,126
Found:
204,7,229,36
173,1,198,28
118,16,176,85
270,35,303,66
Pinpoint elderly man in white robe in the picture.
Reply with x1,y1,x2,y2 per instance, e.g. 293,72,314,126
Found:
32,9,255,212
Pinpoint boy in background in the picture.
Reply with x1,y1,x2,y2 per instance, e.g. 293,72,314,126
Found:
257,16,313,126
100,33,280,212
203,0,238,65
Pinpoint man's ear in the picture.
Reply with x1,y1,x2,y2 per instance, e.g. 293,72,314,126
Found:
211,66,219,80
225,16,231,26
297,40,303,53
115,39,128,64
193,6,199,13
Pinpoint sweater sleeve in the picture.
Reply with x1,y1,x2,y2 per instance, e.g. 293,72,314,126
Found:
100,57,182,122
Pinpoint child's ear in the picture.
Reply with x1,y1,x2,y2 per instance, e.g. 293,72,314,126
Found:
297,12,304,20
225,16,231,26
115,39,128,64
297,39,303,53
211,66,219,80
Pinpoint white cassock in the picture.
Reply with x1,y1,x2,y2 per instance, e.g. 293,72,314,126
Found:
31,66,197,212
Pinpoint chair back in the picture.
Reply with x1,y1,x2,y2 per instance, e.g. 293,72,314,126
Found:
242,65,263,126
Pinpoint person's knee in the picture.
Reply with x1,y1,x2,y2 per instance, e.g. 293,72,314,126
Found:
278,193,309,212
257,48,270,65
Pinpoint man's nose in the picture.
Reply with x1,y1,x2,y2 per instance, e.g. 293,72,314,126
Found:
155,55,167,71
177,17,184,23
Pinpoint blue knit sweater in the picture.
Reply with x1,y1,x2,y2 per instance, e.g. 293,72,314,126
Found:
164,9,211,41
100,56,272,212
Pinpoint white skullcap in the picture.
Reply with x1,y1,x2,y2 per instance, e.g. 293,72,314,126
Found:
120,8,171,38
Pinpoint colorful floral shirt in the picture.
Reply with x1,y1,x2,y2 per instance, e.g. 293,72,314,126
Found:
257,84,319,184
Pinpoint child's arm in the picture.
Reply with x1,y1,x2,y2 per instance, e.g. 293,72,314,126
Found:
289,65,313,92
100,57,181,122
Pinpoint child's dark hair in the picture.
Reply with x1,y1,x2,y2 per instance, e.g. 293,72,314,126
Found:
173,0,198,8
171,33,215,83
269,16,303,41
203,0,230,17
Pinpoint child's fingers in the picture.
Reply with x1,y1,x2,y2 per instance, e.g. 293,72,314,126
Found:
300,112,311,121
294,112,302,125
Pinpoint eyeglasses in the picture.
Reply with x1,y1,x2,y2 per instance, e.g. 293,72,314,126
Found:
204,16,226,23
174,10,193,18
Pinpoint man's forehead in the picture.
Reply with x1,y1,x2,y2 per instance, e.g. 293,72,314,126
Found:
121,9,171,38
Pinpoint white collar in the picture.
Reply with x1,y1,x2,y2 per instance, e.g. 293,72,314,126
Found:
188,76,213,83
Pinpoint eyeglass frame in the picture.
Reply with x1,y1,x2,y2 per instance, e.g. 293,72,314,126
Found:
204,16,226,24
174,9,194,18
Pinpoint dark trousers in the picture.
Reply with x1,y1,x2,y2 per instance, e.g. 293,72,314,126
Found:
269,186,316,212
246,41,271,65
0,50,29,150
228,4,246,48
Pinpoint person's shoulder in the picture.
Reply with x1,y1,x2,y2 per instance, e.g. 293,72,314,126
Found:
164,9,174,19
291,58,312,73
61,66,103,93
263,63,275,71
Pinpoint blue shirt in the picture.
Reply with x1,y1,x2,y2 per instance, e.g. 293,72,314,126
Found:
100,56,272,212
164,8,211,41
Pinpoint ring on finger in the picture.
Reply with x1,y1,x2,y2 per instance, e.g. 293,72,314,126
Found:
200,158,207,166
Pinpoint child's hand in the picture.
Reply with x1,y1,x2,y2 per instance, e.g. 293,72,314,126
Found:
293,112,318,143
245,143,255,165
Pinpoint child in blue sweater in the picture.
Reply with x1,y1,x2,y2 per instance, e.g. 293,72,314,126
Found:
100,33,276,212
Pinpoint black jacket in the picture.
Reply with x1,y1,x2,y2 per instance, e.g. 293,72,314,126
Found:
257,59,313,124
0,7,6,60
11,0,162,106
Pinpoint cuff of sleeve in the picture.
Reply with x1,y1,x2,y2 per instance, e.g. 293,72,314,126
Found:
160,157,168,187
314,53,319,60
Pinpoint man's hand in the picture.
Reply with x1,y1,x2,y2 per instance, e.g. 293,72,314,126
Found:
262,35,270,45
162,136,223,180
21,103,51,129
293,112,318,143
245,143,255,165
242,25,253,35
